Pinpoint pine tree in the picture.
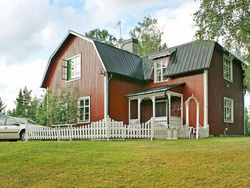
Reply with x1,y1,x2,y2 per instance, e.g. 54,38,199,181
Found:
0,97,6,115
130,16,167,56
15,89,24,117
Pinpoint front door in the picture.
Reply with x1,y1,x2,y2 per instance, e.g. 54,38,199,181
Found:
140,99,153,123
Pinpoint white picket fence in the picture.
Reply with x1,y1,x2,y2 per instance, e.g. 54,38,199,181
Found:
26,117,208,141
26,117,153,141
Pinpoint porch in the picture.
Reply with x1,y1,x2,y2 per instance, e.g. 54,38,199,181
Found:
126,84,184,128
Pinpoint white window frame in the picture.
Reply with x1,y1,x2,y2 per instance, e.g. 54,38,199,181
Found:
78,96,90,123
223,54,233,82
224,97,234,123
65,54,81,82
154,58,169,83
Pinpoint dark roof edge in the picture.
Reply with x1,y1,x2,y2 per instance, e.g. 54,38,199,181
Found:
108,71,147,81
125,83,185,98
93,40,141,59
167,68,209,78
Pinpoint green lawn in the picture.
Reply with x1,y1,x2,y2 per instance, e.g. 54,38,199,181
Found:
0,137,249,188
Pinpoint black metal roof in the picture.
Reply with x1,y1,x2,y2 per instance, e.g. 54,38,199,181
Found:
42,31,244,88
125,83,185,98
94,41,145,80
142,41,215,79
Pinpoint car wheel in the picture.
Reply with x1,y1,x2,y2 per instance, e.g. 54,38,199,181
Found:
20,130,26,141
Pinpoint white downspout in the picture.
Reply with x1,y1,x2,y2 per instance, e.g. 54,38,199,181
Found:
203,70,208,127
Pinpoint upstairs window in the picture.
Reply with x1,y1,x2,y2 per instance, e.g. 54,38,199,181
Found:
154,59,168,83
63,54,81,81
223,54,233,82
78,96,90,123
224,97,233,123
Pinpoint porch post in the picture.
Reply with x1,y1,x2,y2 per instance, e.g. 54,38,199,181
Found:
168,93,171,125
181,96,183,125
185,102,189,126
138,98,141,123
196,103,200,139
151,96,156,119
128,99,131,124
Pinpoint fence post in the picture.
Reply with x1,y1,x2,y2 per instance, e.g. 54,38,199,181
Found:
151,118,155,140
68,125,72,142
57,125,60,141
106,115,110,141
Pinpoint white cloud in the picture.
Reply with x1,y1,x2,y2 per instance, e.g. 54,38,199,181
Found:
155,1,200,47
0,59,47,110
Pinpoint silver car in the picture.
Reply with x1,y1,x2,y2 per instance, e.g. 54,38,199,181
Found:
0,116,38,141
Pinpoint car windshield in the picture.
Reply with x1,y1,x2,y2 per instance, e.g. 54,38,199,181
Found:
27,119,37,125
15,118,27,124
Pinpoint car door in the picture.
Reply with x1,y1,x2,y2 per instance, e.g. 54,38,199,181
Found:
3,118,20,139
0,117,7,139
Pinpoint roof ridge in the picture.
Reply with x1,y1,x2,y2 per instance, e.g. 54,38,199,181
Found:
93,40,141,59
143,40,214,57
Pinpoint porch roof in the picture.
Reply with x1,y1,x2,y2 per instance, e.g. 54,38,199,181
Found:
125,83,185,98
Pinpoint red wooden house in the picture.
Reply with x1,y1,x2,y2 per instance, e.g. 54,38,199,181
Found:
41,30,245,135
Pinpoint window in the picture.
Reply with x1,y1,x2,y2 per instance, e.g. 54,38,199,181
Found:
224,97,233,123
64,54,81,81
223,54,233,82
155,99,166,117
154,59,168,83
0,117,6,125
6,118,19,126
78,96,90,123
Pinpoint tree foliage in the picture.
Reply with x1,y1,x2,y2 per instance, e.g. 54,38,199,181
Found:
14,86,33,117
37,86,80,126
130,16,167,56
0,96,6,115
193,0,250,90
85,29,118,46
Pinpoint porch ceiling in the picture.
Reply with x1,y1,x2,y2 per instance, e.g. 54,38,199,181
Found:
125,83,185,98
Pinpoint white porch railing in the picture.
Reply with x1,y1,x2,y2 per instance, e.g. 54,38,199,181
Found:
26,117,208,141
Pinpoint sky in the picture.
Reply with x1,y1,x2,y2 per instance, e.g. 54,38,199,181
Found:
0,0,249,111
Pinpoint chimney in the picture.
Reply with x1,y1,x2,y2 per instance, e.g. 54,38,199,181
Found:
121,38,138,55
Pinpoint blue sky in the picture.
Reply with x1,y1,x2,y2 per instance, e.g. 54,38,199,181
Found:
0,0,249,110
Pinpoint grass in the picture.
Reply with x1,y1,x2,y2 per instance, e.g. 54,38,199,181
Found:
0,137,249,188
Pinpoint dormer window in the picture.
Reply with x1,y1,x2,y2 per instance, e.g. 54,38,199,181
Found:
154,58,169,83
223,54,233,82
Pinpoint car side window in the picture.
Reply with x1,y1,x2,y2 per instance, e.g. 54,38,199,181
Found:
6,118,19,126
0,118,6,126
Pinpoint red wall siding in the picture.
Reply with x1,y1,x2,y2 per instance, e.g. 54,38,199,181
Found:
208,47,244,135
109,71,204,127
145,72,204,127
109,75,146,124
45,36,105,123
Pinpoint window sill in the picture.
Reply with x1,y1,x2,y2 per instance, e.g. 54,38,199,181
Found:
78,120,90,124
223,77,233,83
154,79,168,84
66,77,81,83
224,120,234,124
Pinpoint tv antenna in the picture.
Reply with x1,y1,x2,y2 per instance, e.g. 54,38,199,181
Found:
115,20,122,40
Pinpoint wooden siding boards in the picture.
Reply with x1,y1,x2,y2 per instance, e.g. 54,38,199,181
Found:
45,36,105,123
208,47,244,135
109,75,146,125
